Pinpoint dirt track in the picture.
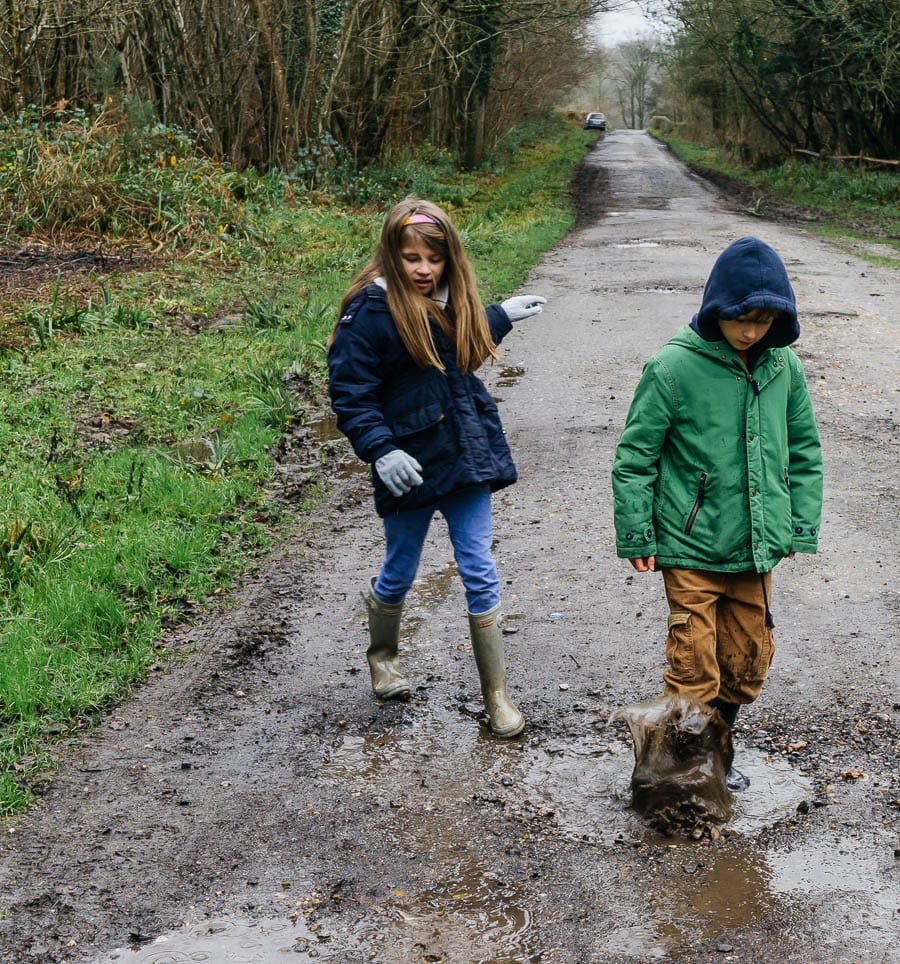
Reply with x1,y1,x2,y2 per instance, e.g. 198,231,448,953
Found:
1,130,898,964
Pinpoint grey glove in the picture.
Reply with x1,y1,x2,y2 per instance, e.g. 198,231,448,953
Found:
501,295,547,321
375,449,423,497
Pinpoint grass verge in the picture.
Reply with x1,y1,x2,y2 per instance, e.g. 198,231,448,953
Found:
0,112,594,814
650,130,900,269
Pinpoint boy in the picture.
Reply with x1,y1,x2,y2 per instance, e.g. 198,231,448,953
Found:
611,236,823,790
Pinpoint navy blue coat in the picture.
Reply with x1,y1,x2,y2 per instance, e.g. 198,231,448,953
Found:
328,283,517,516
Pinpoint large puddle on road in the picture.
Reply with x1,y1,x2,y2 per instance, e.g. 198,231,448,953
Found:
96,709,895,962
91,550,891,962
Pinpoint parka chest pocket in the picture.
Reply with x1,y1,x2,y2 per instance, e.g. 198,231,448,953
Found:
388,400,446,438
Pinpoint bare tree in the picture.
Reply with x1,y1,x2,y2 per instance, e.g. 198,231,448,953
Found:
611,36,659,128
1,0,610,169
660,0,900,162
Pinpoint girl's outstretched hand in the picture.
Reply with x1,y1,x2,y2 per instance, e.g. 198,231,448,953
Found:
501,295,547,321
375,449,423,496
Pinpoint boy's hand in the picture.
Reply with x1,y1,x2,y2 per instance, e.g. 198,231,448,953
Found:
629,557,656,572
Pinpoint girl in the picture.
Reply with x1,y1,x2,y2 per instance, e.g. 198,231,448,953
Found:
327,197,546,737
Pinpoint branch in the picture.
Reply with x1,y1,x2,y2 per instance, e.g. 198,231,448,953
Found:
792,148,900,166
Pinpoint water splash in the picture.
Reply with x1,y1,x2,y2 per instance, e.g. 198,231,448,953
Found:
612,696,734,837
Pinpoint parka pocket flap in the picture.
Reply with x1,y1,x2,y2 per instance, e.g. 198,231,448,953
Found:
667,611,691,630
390,401,445,438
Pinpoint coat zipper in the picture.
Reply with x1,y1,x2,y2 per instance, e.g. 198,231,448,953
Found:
684,472,708,535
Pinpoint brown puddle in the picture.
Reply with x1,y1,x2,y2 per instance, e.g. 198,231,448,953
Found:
496,365,526,388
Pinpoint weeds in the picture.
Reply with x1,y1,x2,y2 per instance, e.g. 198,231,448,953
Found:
245,369,304,428
0,519,76,590
22,274,86,344
0,111,592,812
18,277,153,348
0,104,283,249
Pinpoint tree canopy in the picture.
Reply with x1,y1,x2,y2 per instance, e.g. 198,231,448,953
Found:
661,0,900,163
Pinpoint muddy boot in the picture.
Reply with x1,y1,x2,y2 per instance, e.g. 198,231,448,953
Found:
709,697,750,792
361,578,410,700
467,604,525,738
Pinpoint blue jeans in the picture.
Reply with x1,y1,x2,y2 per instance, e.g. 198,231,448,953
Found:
374,486,500,614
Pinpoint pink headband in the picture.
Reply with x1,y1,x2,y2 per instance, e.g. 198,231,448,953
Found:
403,213,441,226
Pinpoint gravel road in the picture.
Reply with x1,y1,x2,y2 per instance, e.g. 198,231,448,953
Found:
1,129,897,964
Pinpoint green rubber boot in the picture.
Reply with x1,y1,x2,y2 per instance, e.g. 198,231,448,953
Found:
361,578,410,700
467,603,525,738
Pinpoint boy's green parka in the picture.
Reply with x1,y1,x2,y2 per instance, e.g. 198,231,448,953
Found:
611,236,823,573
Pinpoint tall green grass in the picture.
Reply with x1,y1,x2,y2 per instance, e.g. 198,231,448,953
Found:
0,111,594,813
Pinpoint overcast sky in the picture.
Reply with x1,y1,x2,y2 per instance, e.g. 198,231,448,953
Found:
589,2,663,46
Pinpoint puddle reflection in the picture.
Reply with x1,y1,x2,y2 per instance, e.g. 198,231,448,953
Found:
768,839,898,945
306,413,366,478
97,914,331,963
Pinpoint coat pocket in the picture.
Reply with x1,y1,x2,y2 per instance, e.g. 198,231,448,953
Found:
683,471,709,535
390,400,445,438
387,397,459,469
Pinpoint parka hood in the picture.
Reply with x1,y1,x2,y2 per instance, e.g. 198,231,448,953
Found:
693,236,799,348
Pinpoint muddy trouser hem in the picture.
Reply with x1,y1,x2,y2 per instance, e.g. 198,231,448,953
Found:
375,486,500,614
659,567,775,705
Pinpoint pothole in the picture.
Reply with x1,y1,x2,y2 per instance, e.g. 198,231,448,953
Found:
96,914,327,963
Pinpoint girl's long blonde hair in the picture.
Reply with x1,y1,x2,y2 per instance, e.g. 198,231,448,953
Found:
329,197,497,374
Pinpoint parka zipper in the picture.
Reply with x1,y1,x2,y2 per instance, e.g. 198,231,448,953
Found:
684,472,708,535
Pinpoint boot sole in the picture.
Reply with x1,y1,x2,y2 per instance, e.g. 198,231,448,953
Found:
373,682,410,701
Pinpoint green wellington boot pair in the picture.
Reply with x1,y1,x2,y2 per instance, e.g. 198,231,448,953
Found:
361,578,525,738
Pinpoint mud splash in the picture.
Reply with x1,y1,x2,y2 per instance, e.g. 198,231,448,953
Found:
612,696,734,837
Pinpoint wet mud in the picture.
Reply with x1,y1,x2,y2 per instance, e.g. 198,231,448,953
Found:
613,696,734,837
1,130,898,964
